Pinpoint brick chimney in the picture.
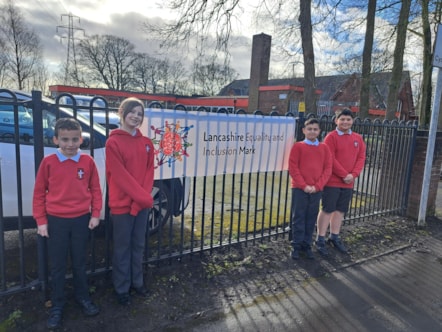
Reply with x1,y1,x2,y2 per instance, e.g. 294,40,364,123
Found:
248,33,271,113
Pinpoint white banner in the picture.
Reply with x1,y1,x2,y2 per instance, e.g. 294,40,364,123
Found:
141,109,296,179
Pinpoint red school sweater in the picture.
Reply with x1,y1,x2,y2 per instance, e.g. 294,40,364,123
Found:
288,141,332,191
32,153,102,226
324,130,366,188
105,128,155,216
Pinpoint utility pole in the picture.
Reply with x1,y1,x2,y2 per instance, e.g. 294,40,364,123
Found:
56,13,85,85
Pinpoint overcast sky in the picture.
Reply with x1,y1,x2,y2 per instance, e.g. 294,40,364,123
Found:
13,0,261,80
12,0,425,92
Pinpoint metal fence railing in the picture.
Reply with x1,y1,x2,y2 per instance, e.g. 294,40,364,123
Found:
0,90,418,298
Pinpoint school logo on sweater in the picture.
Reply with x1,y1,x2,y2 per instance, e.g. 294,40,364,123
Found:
354,141,359,148
77,168,85,179
146,145,150,153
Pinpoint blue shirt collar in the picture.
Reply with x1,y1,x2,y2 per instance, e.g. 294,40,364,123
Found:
336,128,352,135
303,138,319,146
56,149,81,162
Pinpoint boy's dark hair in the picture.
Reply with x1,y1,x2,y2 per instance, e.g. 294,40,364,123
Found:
54,118,82,137
304,118,319,127
336,108,354,119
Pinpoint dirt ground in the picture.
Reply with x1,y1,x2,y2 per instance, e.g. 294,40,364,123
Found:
1,214,441,332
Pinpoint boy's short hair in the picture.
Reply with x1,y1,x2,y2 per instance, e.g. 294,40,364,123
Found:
54,118,82,137
304,118,319,127
336,108,354,119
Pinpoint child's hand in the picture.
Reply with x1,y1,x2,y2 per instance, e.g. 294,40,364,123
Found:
89,217,100,230
304,185,314,194
343,174,354,184
37,224,49,237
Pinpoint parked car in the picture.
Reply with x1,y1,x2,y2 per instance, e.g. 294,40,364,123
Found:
0,89,189,233
57,94,121,129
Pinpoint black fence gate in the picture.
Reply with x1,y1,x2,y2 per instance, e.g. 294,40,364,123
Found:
0,90,417,298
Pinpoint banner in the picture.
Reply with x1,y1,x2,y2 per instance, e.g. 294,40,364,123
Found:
141,109,296,179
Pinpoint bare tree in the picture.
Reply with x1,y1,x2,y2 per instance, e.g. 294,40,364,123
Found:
359,0,377,118
418,0,434,127
0,38,8,87
334,49,393,75
299,0,316,114
77,34,137,90
0,0,45,90
192,57,238,96
132,53,157,93
385,0,411,120
167,60,188,95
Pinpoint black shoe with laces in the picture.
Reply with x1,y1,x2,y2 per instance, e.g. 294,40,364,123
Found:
301,246,315,260
132,285,150,298
315,240,329,257
47,307,63,329
116,292,131,306
328,237,348,253
291,249,300,260
77,299,100,316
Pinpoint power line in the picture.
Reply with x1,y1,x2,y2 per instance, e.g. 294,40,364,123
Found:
56,13,85,84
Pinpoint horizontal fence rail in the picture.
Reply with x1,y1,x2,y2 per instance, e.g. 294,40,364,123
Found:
0,90,418,297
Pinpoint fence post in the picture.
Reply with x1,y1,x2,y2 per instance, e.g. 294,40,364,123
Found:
32,90,49,299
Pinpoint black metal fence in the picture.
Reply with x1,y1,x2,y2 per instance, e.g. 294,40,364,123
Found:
0,90,418,298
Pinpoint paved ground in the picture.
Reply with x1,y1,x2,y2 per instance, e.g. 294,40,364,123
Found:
187,237,442,332
182,185,442,332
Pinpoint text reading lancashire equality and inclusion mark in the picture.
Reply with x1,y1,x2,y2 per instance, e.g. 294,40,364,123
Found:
202,131,285,156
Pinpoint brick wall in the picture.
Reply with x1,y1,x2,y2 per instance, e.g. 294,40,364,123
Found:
406,132,442,218
248,33,271,113
258,90,303,114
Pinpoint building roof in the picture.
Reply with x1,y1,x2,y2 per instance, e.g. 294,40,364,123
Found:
219,72,411,105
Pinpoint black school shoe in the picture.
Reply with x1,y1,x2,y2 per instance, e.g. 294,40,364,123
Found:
301,246,315,260
315,240,329,257
291,248,300,260
47,307,63,329
116,292,131,306
132,285,150,298
328,237,348,253
77,299,100,316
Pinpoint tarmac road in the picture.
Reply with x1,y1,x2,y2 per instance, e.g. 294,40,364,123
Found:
174,182,442,332
186,236,442,332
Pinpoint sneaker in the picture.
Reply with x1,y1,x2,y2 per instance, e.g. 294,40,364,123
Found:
132,285,150,298
291,249,300,260
116,292,131,306
301,246,315,260
315,240,329,257
47,307,62,329
77,299,100,316
328,237,348,253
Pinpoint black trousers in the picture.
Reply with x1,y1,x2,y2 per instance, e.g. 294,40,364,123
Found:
291,188,322,248
47,214,91,308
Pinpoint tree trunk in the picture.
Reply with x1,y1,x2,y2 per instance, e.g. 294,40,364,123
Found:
359,0,377,119
420,0,432,127
385,0,411,120
299,0,317,115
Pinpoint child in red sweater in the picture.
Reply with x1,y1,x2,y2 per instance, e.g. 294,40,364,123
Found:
33,118,102,329
106,97,154,305
288,118,332,259
315,109,366,256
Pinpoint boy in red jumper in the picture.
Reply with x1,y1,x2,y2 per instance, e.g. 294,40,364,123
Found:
288,118,332,259
315,109,366,256
106,97,154,305
33,118,102,329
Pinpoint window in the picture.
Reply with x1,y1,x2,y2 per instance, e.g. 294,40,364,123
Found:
0,104,56,146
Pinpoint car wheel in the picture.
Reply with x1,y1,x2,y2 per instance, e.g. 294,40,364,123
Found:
148,181,172,234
